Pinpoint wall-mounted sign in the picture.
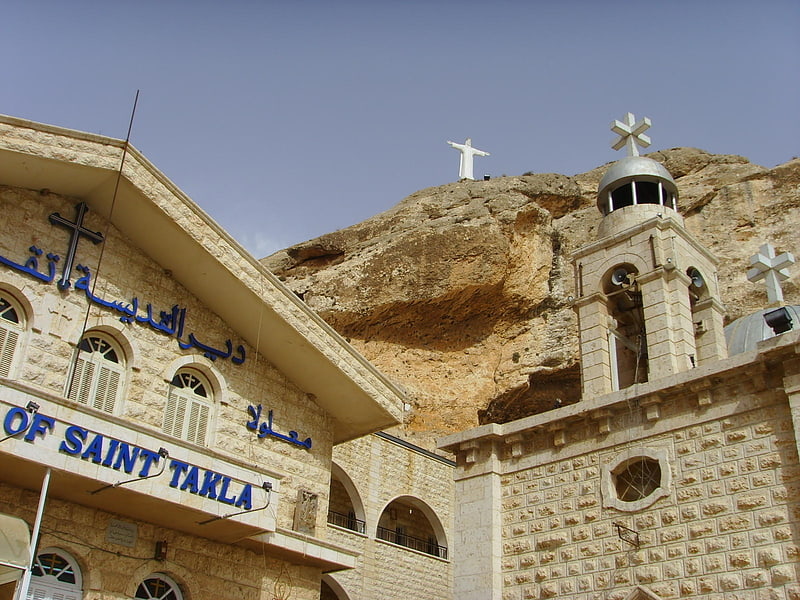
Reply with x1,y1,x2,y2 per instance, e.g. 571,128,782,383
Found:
246,404,312,450
0,202,246,364
106,519,137,548
2,404,260,511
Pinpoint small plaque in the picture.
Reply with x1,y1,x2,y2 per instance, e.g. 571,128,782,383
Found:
106,519,137,548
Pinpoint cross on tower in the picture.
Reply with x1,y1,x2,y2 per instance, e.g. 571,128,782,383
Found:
747,242,795,304
611,112,652,157
48,202,105,290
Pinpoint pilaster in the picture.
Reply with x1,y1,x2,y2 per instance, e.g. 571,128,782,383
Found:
692,296,728,364
450,439,504,600
574,294,613,399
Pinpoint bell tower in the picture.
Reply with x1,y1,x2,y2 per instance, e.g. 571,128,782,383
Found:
571,113,727,399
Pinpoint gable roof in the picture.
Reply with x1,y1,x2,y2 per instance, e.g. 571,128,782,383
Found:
0,115,403,442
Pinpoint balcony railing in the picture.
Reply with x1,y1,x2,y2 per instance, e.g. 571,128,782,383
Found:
376,525,448,559
327,510,366,534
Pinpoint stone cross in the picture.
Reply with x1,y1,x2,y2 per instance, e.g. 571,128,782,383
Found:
747,242,795,304
611,112,652,157
447,138,490,180
49,202,105,290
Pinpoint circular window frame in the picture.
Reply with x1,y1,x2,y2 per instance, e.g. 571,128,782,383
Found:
601,448,671,512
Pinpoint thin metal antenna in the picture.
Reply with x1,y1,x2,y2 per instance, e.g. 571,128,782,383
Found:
67,90,140,401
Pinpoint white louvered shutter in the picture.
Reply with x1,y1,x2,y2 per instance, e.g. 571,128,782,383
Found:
164,370,212,446
68,334,124,414
68,357,94,405
163,388,187,438
0,327,18,377
186,399,210,445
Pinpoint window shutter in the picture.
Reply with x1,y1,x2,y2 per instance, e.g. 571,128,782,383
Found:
186,400,209,445
94,366,119,414
163,388,187,438
68,358,94,405
0,327,18,377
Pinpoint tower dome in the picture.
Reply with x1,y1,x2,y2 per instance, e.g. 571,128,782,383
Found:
597,155,678,216
596,113,681,238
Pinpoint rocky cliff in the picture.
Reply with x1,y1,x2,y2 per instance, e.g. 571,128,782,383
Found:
262,148,800,450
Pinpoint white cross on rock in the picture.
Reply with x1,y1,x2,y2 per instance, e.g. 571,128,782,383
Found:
747,242,795,304
611,112,652,157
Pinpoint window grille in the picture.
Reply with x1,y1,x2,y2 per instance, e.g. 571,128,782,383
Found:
134,574,183,600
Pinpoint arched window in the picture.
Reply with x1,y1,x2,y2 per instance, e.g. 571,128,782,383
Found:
327,464,366,534
134,573,183,600
0,294,25,378
163,368,212,445
28,548,83,600
67,332,125,414
376,497,448,559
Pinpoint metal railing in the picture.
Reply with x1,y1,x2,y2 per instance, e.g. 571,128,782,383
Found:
376,525,448,559
327,510,366,534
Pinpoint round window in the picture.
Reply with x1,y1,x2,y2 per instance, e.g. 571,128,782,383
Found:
614,457,661,502
601,448,671,512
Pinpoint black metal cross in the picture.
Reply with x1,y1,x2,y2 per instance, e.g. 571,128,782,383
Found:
48,202,104,289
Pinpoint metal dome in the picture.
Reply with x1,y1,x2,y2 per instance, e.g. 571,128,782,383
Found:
598,156,677,199
724,305,800,356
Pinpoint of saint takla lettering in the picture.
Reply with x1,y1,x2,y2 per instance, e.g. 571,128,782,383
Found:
168,460,252,510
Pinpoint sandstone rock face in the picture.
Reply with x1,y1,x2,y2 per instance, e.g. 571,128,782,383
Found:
262,149,800,450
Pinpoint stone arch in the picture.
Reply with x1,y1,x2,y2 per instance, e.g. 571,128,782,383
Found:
583,253,650,292
376,495,448,558
328,462,366,533
320,574,353,600
160,355,228,399
125,561,194,600
0,286,30,379
63,317,142,373
686,265,710,362
601,262,647,389
0,283,35,330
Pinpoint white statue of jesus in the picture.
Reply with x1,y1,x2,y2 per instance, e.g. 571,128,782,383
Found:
447,138,490,180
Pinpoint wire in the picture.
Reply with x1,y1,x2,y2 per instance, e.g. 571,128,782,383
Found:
66,90,140,400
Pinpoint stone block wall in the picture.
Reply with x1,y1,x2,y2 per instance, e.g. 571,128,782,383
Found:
0,183,335,533
327,433,454,600
499,397,800,599
0,483,320,600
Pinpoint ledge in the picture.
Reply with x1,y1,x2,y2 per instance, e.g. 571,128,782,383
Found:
246,528,360,572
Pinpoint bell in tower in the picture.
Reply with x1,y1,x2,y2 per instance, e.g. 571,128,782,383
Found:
571,113,728,400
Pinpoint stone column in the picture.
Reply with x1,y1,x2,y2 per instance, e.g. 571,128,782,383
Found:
574,294,614,399
452,440,503,600
783,355,800,463
639,268,697,379
692,296,728,364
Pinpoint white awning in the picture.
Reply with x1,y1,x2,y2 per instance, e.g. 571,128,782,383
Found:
0,514,30,585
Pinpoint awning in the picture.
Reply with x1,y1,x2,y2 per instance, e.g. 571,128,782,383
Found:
0,514,30,585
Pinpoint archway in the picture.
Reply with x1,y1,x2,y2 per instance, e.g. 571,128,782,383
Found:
320,574,352,600
327,463,366,534
376,496,448,559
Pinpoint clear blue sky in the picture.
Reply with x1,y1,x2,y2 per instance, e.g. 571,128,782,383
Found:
3,0,798,257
